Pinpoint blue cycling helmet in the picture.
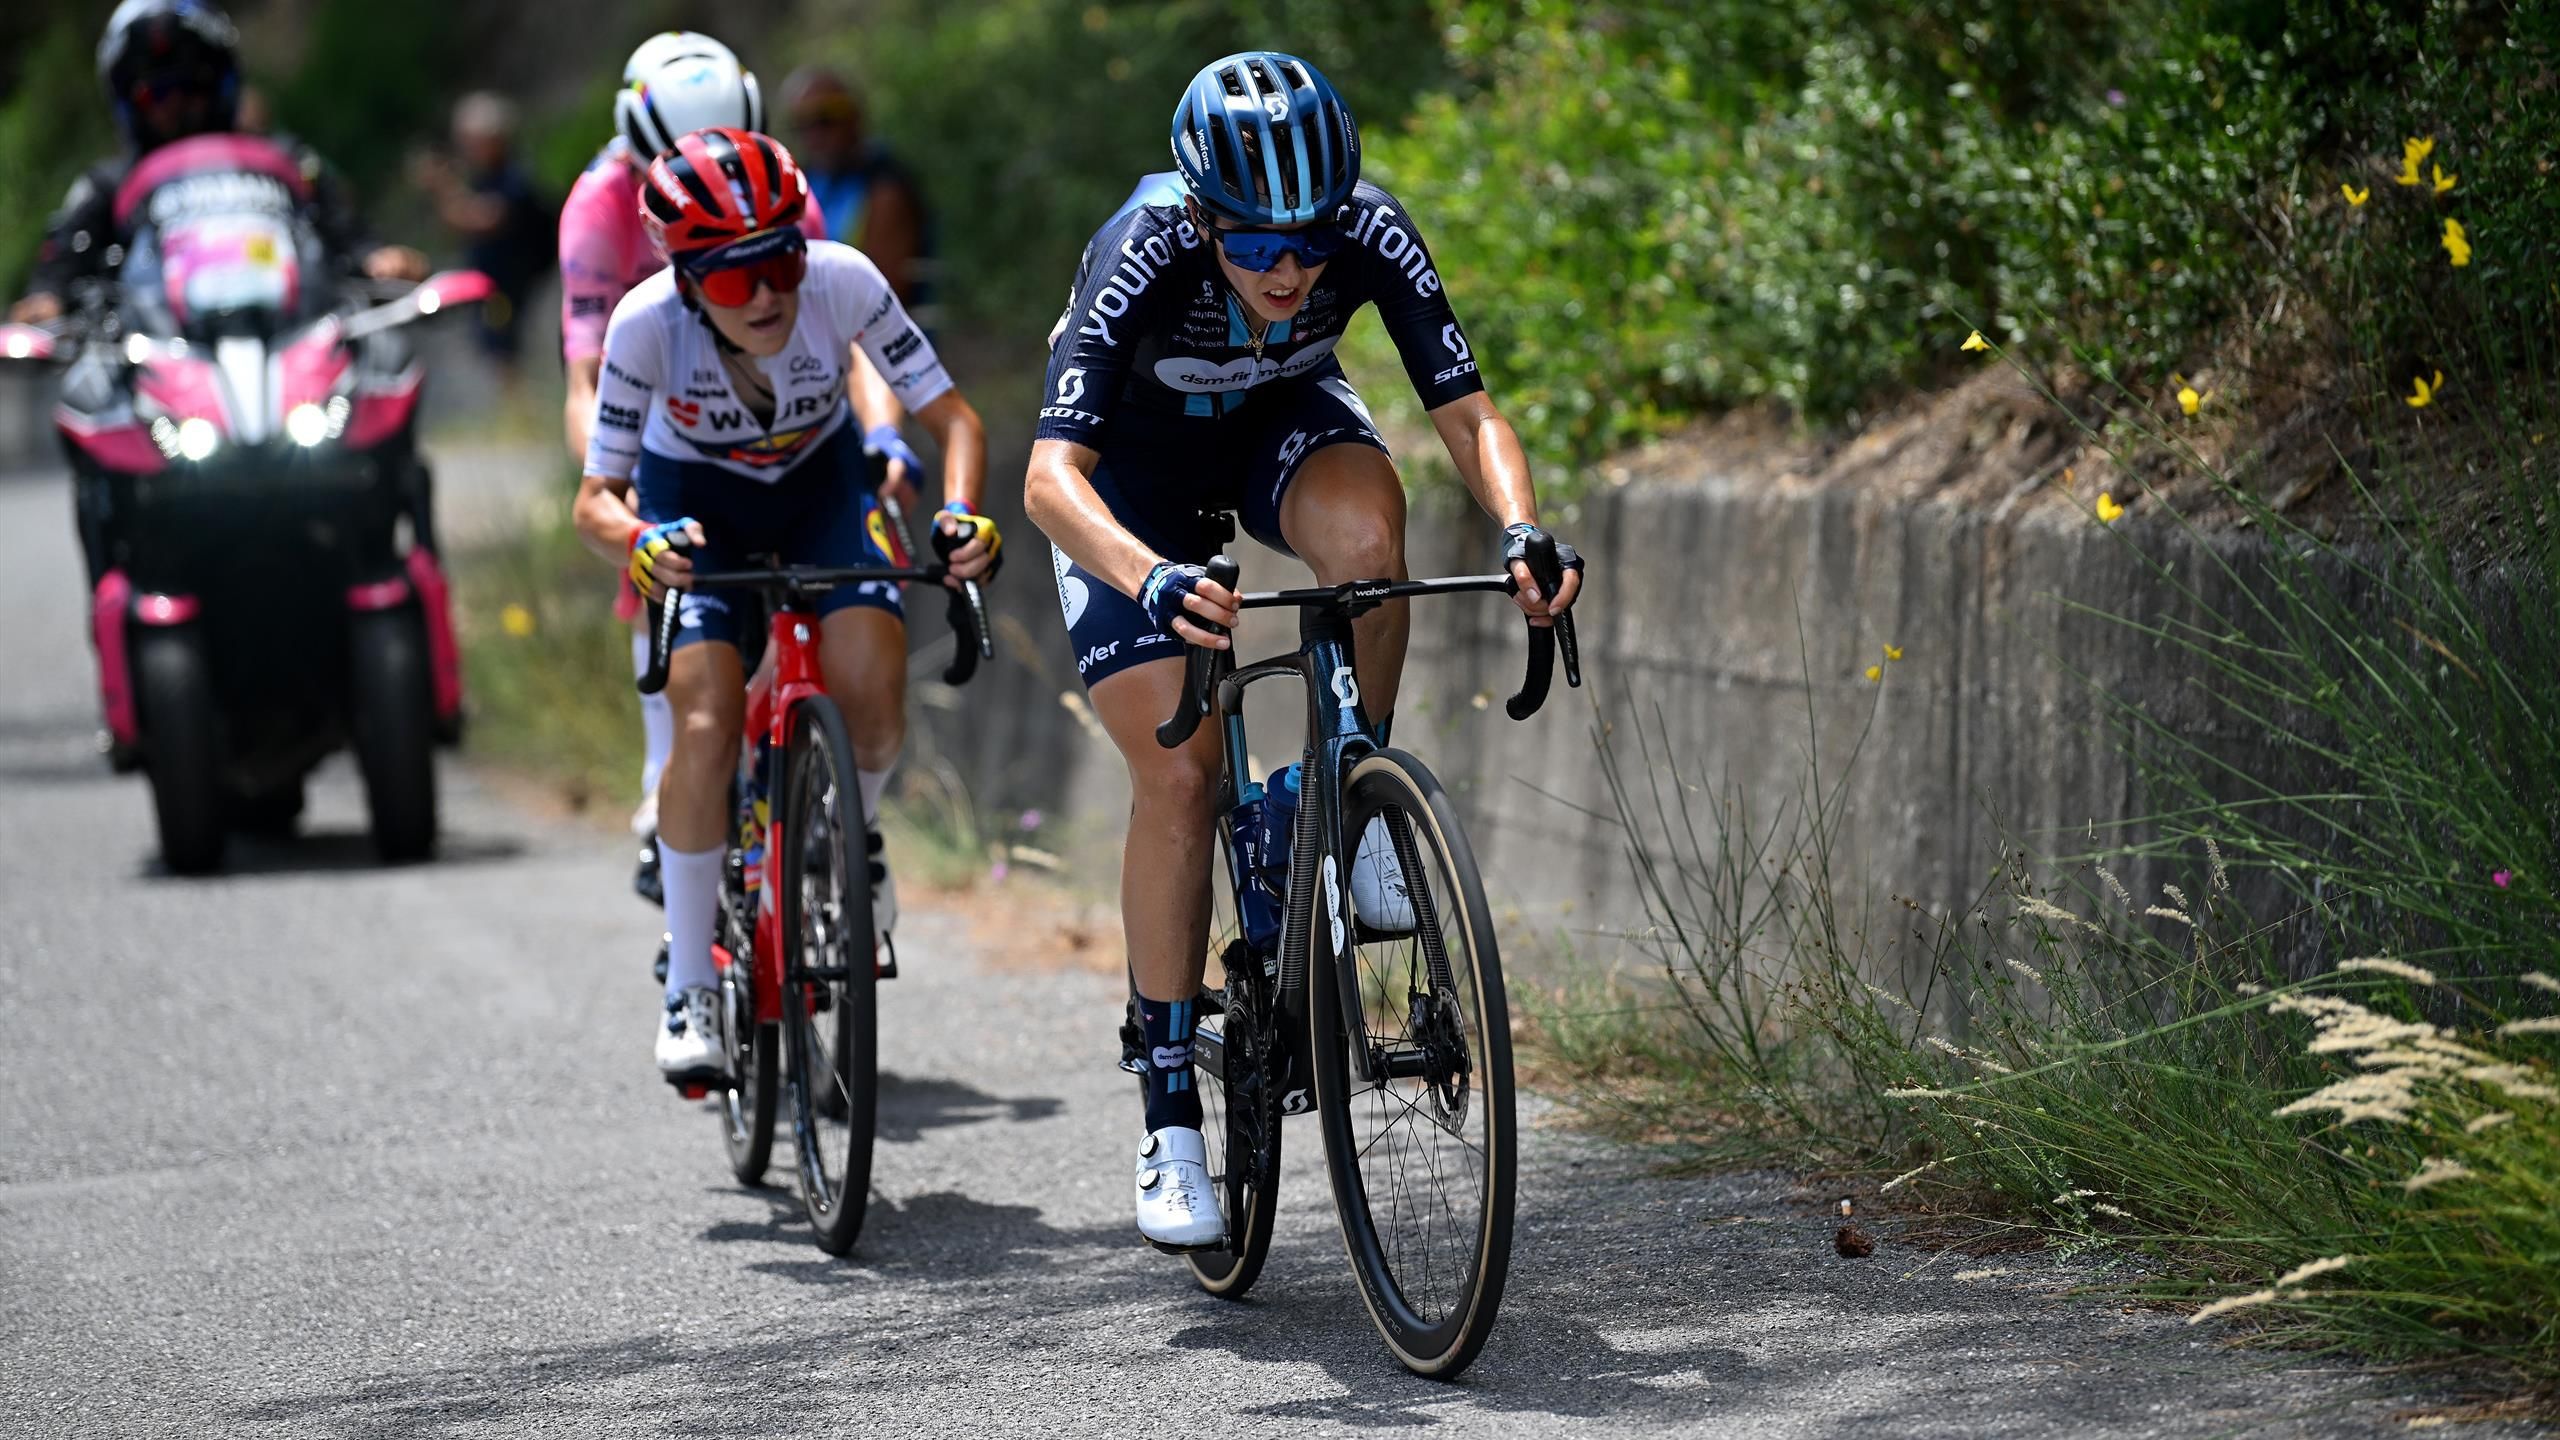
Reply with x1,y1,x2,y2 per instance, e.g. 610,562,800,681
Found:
1170,52,1359,226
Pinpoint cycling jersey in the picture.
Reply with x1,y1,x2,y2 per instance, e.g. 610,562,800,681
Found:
1036,179,1482,446
557,138,826,364
583,241,951,485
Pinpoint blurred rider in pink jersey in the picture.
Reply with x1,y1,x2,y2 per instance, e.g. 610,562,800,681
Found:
558,32,926,906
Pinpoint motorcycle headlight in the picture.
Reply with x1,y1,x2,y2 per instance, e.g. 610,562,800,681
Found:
176,416,221,462
286,403,331,448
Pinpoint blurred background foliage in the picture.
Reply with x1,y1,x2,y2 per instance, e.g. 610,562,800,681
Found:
3,0,2552,483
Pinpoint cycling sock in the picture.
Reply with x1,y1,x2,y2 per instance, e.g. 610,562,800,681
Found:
660,842,724,1001
632,630,674,800
1137,990,1204,1133
857,765,893,829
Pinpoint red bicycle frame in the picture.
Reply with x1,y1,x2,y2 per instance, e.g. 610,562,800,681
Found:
634,554,992,1032
735,603,851,1025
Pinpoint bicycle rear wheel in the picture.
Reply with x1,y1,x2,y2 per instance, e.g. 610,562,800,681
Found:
717,898,777,1185
1309,749,1515,1380
779,695,879,1255
1187,935,1282,1299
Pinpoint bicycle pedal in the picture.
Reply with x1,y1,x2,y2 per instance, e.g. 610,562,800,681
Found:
676,1083,710,1100
875,934,899,980
1144,1236,1230,1257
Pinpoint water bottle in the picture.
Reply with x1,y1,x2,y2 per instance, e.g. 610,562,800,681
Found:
1259,762,1302,896
1231,781,1281,952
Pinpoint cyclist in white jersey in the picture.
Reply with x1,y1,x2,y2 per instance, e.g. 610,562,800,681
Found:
571,129,999,1084
561,32,928,906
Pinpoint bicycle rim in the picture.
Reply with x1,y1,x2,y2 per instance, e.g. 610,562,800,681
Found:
780,696,878,1256
1312,750,1515,1379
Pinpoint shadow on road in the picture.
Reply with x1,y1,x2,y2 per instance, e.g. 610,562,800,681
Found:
136,828,528,881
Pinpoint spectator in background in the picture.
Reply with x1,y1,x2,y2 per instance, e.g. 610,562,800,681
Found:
412,92,553,376
782,65,928,306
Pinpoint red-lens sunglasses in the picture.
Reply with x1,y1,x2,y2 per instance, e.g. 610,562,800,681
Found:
684,234,809,308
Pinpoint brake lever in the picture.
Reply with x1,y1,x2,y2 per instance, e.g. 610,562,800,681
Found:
634,533,695,697
940,576,992,687
1153,554,1240,749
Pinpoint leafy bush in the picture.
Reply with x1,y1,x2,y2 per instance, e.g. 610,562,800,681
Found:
1349,0,2304,483
0,14,115,295
787,0,1450,326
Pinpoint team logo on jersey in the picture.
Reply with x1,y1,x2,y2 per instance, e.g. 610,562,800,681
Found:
1055,367,1087,406
1152,334,1342,394
666,396,702,428
682,420,828,469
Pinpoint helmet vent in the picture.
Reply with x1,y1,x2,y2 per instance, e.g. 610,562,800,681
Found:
1218,65,1248,98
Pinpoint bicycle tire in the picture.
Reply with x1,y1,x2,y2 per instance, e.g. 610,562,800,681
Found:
779,694,879,1255
1186,936,1283,1299
1309,748,1515,1380
717,899,778,1185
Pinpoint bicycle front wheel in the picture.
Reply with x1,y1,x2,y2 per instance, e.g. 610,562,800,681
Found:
1309,749,1515,1380
779,695,879,1256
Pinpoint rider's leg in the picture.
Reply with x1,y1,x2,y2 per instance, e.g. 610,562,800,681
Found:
1277,441,1411,724
630,619,675,808
817,604,908,817
1090,657,1222,1129
656,636,746,1002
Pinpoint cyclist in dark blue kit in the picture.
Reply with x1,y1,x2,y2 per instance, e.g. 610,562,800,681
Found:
1023,52,1585,1251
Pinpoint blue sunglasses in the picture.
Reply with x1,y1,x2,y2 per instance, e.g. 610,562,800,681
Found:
1216,223,1348,273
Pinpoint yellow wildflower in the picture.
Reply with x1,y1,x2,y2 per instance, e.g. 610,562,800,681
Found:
2177,383,2210,416
2095,492,2125,523
2442,217,2471,267
1865,664,1883,683
2395,155,2423,187
2341,183,2369,206
1961,330,1990,352
500,603,536,638
1884,643,1904,661
2407,370,2445,408
2403,135,2436,166
2432,164,2456,195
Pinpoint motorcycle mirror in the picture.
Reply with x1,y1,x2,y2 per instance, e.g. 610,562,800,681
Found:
342,269,494,341
0,324,60,363
413,270,495,315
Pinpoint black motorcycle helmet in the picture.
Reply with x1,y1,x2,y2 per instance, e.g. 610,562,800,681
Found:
97,0,243,150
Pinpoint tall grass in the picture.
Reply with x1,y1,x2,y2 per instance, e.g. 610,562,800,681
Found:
1537,109,2560,1397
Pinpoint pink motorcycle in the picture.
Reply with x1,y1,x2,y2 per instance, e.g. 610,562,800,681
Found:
0,134,488,873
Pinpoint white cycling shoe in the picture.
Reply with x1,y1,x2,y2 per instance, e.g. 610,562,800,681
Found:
1351,815,1416,936
655,985,728,1087
1134,1126,1226,1251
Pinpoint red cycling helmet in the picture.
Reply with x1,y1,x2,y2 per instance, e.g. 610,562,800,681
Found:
640,127,809,260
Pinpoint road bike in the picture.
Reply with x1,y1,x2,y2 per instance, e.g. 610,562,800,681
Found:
1147,534,1580,1378
638,547,990,1254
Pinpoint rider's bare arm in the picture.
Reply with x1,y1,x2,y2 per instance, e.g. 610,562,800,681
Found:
1427,392,1579,620
563,355,602,462
1025,437,1238,645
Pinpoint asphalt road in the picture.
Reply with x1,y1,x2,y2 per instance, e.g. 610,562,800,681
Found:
0,460,2532,1440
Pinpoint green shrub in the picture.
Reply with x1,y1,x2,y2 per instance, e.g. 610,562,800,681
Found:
1349,0,2302,485
790,0,1450,327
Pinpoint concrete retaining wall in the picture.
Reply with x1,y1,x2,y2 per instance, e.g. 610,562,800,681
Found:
915,452,2299,952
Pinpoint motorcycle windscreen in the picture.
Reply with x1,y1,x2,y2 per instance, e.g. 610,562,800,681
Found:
135,213,305,337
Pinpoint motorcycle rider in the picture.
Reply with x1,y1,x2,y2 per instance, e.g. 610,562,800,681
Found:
561,32,926,909
11,0,430,591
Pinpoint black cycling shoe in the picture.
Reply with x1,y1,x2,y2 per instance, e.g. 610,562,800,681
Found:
633,832,664,908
